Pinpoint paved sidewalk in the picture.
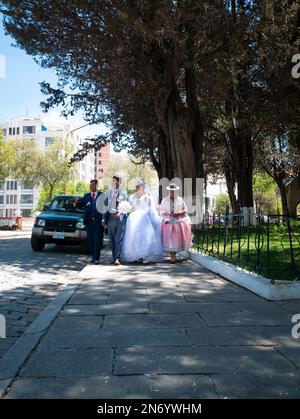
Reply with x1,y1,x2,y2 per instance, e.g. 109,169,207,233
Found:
0,230,31,238
0,237,89,359
1,256,300,399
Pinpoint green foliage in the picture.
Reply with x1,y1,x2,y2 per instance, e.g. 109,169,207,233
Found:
0,133,15,182
99,155,158,193
213,193,231,214
35,180,89,212
11,138,75,200
253,173,278,213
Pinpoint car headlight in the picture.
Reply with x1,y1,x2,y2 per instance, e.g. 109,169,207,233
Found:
37,219,46,227
76,222,85,229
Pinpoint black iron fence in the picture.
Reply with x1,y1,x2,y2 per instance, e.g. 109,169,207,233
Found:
192,212,300,282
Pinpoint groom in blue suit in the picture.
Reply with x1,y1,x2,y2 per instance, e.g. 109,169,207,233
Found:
81,179,103,264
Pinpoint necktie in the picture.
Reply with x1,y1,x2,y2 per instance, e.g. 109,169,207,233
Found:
92,192,95,200
111,190,117,210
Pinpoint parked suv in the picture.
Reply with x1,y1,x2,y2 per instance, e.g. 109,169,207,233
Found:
31,195,87,251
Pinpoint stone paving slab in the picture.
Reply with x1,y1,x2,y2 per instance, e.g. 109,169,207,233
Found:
149,302,240,314
68,294,109,305
114,346,295,375
276,346,300,368
0,379,12,398
212,372,300,399
5,375,218,399
199,310,291,327
186,326,294,346
19,348,113,377
51,315,104,330
274,301,300,314
38,327,191,348
233,301,289,316
103,313,205,329
184,292,260,302
62,303,149,315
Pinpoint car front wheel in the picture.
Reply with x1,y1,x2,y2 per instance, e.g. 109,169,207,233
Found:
31,234,45,251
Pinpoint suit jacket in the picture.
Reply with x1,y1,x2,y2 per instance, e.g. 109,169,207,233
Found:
103,188,128,224
81,191,103,225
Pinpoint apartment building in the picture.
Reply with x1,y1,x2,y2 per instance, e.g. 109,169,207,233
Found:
0,116,95,217
95,142,111,179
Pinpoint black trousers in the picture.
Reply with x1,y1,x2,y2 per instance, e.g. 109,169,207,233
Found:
86,221,104,261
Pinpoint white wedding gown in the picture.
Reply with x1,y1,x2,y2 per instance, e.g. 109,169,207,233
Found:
121,194,163,263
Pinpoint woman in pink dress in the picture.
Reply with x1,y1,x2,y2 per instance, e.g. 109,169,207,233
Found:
160,183,192,263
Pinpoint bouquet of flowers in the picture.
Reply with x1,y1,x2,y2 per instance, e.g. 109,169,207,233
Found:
118,200,132,215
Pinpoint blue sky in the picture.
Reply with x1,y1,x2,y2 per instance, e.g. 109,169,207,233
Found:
0,22,108,139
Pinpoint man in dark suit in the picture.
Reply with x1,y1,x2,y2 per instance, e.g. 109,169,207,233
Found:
80,179,103,264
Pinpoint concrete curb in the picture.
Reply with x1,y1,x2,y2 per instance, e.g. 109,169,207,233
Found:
183,250,300,301
0,275,84,398
0,232,31,239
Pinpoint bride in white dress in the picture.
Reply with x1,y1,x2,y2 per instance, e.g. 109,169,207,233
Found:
121,179,163,263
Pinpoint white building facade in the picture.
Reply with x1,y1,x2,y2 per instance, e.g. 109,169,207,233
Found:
205,177,228,212
0,116,95,218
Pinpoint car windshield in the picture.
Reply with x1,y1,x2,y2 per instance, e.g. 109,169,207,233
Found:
48,197,83,213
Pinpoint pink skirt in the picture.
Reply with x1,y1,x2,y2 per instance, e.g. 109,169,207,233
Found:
161,220,192,252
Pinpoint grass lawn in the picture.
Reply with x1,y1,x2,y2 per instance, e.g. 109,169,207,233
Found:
193,222,300,281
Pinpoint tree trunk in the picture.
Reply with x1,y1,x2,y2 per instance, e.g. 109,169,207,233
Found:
224,164,238,214
48,182,55,202
286,175,300,216
158,128,174,180
277,179,289,216
228,129,254,211
237,141,253,208
154,82,196,183
167,88,196,180
185,23,204,180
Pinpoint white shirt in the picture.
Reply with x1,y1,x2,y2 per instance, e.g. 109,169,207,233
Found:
110,189,119,212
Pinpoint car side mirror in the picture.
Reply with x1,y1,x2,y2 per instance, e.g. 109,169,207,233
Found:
43,205,49,211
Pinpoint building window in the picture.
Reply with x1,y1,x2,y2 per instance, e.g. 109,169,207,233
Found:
14,195,17,204
98,160,102,165
21,181,34,190
6,209,13,218
0,183,4,190
21,209,32,217
9,127,12,135
6,195,9,204
23,126,36,134
12,127,16,135
99,169,104,173
0,209,3,217
17,127,20,135
21,194,33,204
0,196,3,204
6,181,17,190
